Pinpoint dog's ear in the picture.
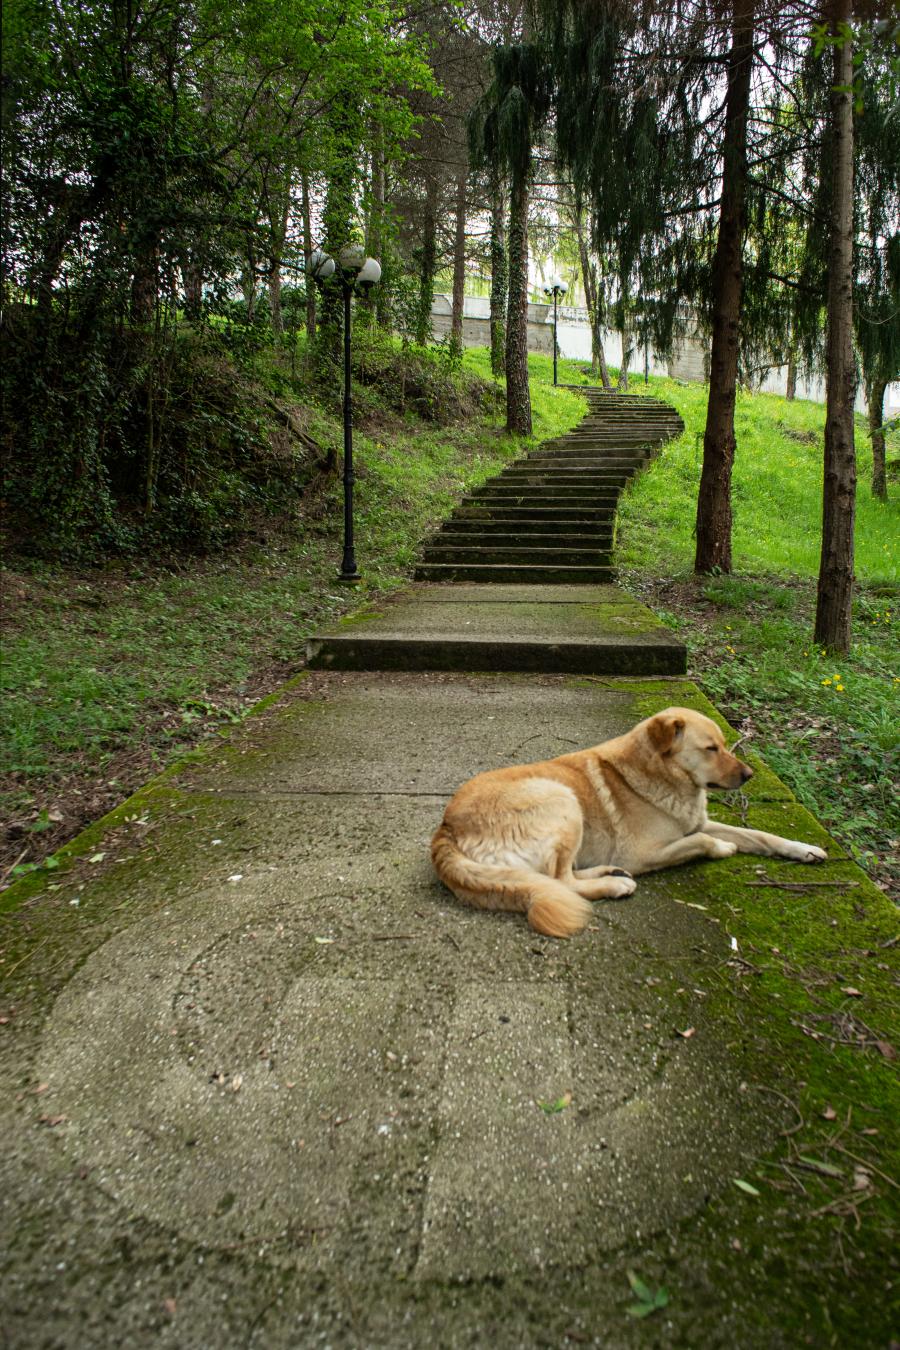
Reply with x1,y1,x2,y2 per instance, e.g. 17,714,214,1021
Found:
646,712,686,755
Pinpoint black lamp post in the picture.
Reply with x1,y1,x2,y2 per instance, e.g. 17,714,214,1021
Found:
307,245,381,583
542,278,568,385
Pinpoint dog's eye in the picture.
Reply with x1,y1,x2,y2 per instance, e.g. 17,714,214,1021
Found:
706,746,719,753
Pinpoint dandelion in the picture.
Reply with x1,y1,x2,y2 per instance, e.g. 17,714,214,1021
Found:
822,677,832,686
835,683,845,692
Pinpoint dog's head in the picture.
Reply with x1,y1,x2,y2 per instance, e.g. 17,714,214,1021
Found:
645,707,753,791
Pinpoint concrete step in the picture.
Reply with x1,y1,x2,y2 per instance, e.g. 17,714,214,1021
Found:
452,506,617,523
490,476,632,489
307,582,687,675
420,545,613,566
308,635,683,673
440,519,614,538
413,562,616,583
470,484,625,499
502,468,640,481
540,434,676,447
512,457,647,469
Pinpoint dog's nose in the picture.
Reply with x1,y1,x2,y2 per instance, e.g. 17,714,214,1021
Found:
740,762,753,783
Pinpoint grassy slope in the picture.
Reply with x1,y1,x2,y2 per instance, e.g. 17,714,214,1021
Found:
561,357,899,895
0,348,583,881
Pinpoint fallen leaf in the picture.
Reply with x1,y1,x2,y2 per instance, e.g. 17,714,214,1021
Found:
797,1155,843,1178
163,1298,177,1316
733,1178,760,1196
538,1093,573,1114
32,1083,50,1096
676,1027,696,1039
88,852,106,864
841,987,863,998
852,1168,871,1191
38,1114,68,1127
822,1105,837,1120
314,936,334,945
861,1127,879,1136
231,1075,242,1092
874,1041,896,1060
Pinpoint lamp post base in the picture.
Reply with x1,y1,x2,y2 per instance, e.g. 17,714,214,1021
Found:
337,571,362,584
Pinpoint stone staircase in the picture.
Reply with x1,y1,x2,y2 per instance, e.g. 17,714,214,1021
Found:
414,387,684,583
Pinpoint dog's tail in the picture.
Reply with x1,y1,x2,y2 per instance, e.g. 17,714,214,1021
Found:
430,823,592,938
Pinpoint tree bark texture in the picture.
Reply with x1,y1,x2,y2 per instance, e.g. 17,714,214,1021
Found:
694,0,755,574
267,193,290,337
301,170,316,340
618,301,632,391
576,212,611,388
785,348,797,400
368,138,392,330
505,171,532,435
415,176,439,345
867,376,888,500
814,4,857,654
450,168,468,351
489,161,508,378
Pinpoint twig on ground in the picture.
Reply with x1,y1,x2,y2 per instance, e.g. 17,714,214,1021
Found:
752,1083,805,1136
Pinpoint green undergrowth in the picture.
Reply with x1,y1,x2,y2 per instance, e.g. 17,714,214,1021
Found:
0,347,584,881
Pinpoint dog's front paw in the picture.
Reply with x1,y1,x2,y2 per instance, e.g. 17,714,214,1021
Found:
797,842,827,863
708,838,738,859
608,876,637,899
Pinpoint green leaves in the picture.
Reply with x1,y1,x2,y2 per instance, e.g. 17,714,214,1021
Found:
626,1270,670,1319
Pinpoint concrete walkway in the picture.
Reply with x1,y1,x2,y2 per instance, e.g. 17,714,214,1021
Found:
1,397,897,1349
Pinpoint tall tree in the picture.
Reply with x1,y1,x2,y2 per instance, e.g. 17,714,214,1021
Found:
470,44,552,434
813,5,857,652
488,157,508,376
694,0,756,573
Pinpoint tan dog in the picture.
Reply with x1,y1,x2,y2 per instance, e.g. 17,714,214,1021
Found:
431,707,827,938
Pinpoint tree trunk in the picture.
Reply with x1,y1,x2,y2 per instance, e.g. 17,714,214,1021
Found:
301,170,316,341
867,375,888,500
415,176,439,345
575,209,611,388
131,238,159,325
268,193,289,337
367,137,392,330
618,297,632,391
182,257,202,319
694,0,755,574
450,167,468,353
785,347,797,400
814,3,856,654
505,171,532,435
489,160,507,378
241,238,258,323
